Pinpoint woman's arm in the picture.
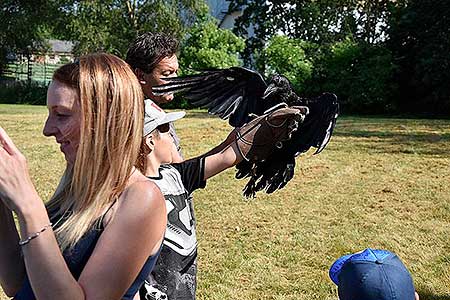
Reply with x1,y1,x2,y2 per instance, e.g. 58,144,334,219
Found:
19,200,86,299
0,128,166,300
0,127,85,299
0,201,25,296
77,180,166,300
18,180,166,300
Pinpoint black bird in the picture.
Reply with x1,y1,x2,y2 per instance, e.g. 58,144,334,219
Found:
153,67,339,197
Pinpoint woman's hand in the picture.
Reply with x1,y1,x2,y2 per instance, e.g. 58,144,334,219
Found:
0,127,41,214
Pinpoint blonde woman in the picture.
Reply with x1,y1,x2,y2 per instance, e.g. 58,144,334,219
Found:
0,53,166,300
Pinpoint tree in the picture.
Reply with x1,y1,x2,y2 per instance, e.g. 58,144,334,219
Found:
179,18,245,72
57,0,209,56
166,17,245,108
387,0,450,115
228,0,401,70
228,0,273,71
264,35,312,93
319,38,397,113
0,0,56,73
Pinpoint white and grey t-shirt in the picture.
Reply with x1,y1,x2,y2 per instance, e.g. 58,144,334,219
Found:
142,157,206,300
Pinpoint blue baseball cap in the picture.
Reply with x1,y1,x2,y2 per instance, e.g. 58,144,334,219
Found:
329,248,416,300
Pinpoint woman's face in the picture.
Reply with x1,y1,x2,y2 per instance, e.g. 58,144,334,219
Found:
43,80,81,165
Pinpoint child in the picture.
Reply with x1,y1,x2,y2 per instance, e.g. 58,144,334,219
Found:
138,99,302,300
329,248,420,300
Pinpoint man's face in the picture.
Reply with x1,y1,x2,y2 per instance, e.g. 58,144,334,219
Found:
138,55,179,104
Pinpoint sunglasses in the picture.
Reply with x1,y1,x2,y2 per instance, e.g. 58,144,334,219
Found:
156,123,170,133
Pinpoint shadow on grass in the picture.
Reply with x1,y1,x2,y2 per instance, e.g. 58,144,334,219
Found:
417,290,450,300
334,130,450,142
333,130,450,156
183,112,450,155
185,111,217,119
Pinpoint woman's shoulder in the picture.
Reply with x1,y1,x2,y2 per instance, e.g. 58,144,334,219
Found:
115,173,165,222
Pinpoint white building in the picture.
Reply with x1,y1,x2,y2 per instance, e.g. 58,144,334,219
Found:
31,39,75,64
206,0,255,36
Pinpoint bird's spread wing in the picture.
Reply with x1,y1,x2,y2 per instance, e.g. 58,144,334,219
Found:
293,92,339,155
237,93,339,198
152,67,268,127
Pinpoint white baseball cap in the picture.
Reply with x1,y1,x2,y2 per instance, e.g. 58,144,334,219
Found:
143,99,185,136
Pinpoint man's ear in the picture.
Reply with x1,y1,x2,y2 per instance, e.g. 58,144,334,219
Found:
135,68,147,84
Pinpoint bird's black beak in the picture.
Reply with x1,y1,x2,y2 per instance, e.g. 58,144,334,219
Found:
262,83,280,100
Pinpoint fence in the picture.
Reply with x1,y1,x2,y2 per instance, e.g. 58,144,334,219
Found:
2,60,65,84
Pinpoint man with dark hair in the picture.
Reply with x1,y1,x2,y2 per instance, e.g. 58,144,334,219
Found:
126,32,180,104
126,32,188,299
126,32,183,161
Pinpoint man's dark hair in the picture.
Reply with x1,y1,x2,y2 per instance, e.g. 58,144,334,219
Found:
126,32,179,73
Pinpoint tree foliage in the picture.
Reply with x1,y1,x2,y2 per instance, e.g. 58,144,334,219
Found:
164,17,245,109
179,19,245,72
2,0,450,115
319,38,397,113
227,0,450,115
264,35,312,93
229,0,400,68
57,0,209,56
0,0,57,72
387,0,450,115
229,0,273,70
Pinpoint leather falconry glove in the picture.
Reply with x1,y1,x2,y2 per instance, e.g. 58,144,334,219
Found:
235,104,309,162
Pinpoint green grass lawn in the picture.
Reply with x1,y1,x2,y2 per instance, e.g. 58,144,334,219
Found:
1,104,450,300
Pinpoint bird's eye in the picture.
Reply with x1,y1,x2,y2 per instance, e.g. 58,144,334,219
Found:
226,76,235,81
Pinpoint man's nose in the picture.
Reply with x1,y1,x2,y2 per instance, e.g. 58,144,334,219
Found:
43,118,55,136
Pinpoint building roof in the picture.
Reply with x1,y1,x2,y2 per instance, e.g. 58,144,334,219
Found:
47,39,75,53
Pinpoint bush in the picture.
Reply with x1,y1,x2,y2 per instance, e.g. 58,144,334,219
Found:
319,38,397,114
387,0,450,116
179,19,245,72
264,36,313,93
163,19,245,109
0,80,48,105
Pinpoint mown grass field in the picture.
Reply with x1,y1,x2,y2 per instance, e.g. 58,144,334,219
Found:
1,104,450,300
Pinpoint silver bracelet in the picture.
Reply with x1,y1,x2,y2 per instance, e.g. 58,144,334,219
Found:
19,223,53,246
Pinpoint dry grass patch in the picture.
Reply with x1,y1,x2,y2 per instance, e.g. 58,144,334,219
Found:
1,105,450,300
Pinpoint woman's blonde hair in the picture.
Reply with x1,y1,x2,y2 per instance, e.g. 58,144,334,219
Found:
46,53,144,251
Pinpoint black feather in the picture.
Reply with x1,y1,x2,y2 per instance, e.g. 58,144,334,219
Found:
152,67,339,197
